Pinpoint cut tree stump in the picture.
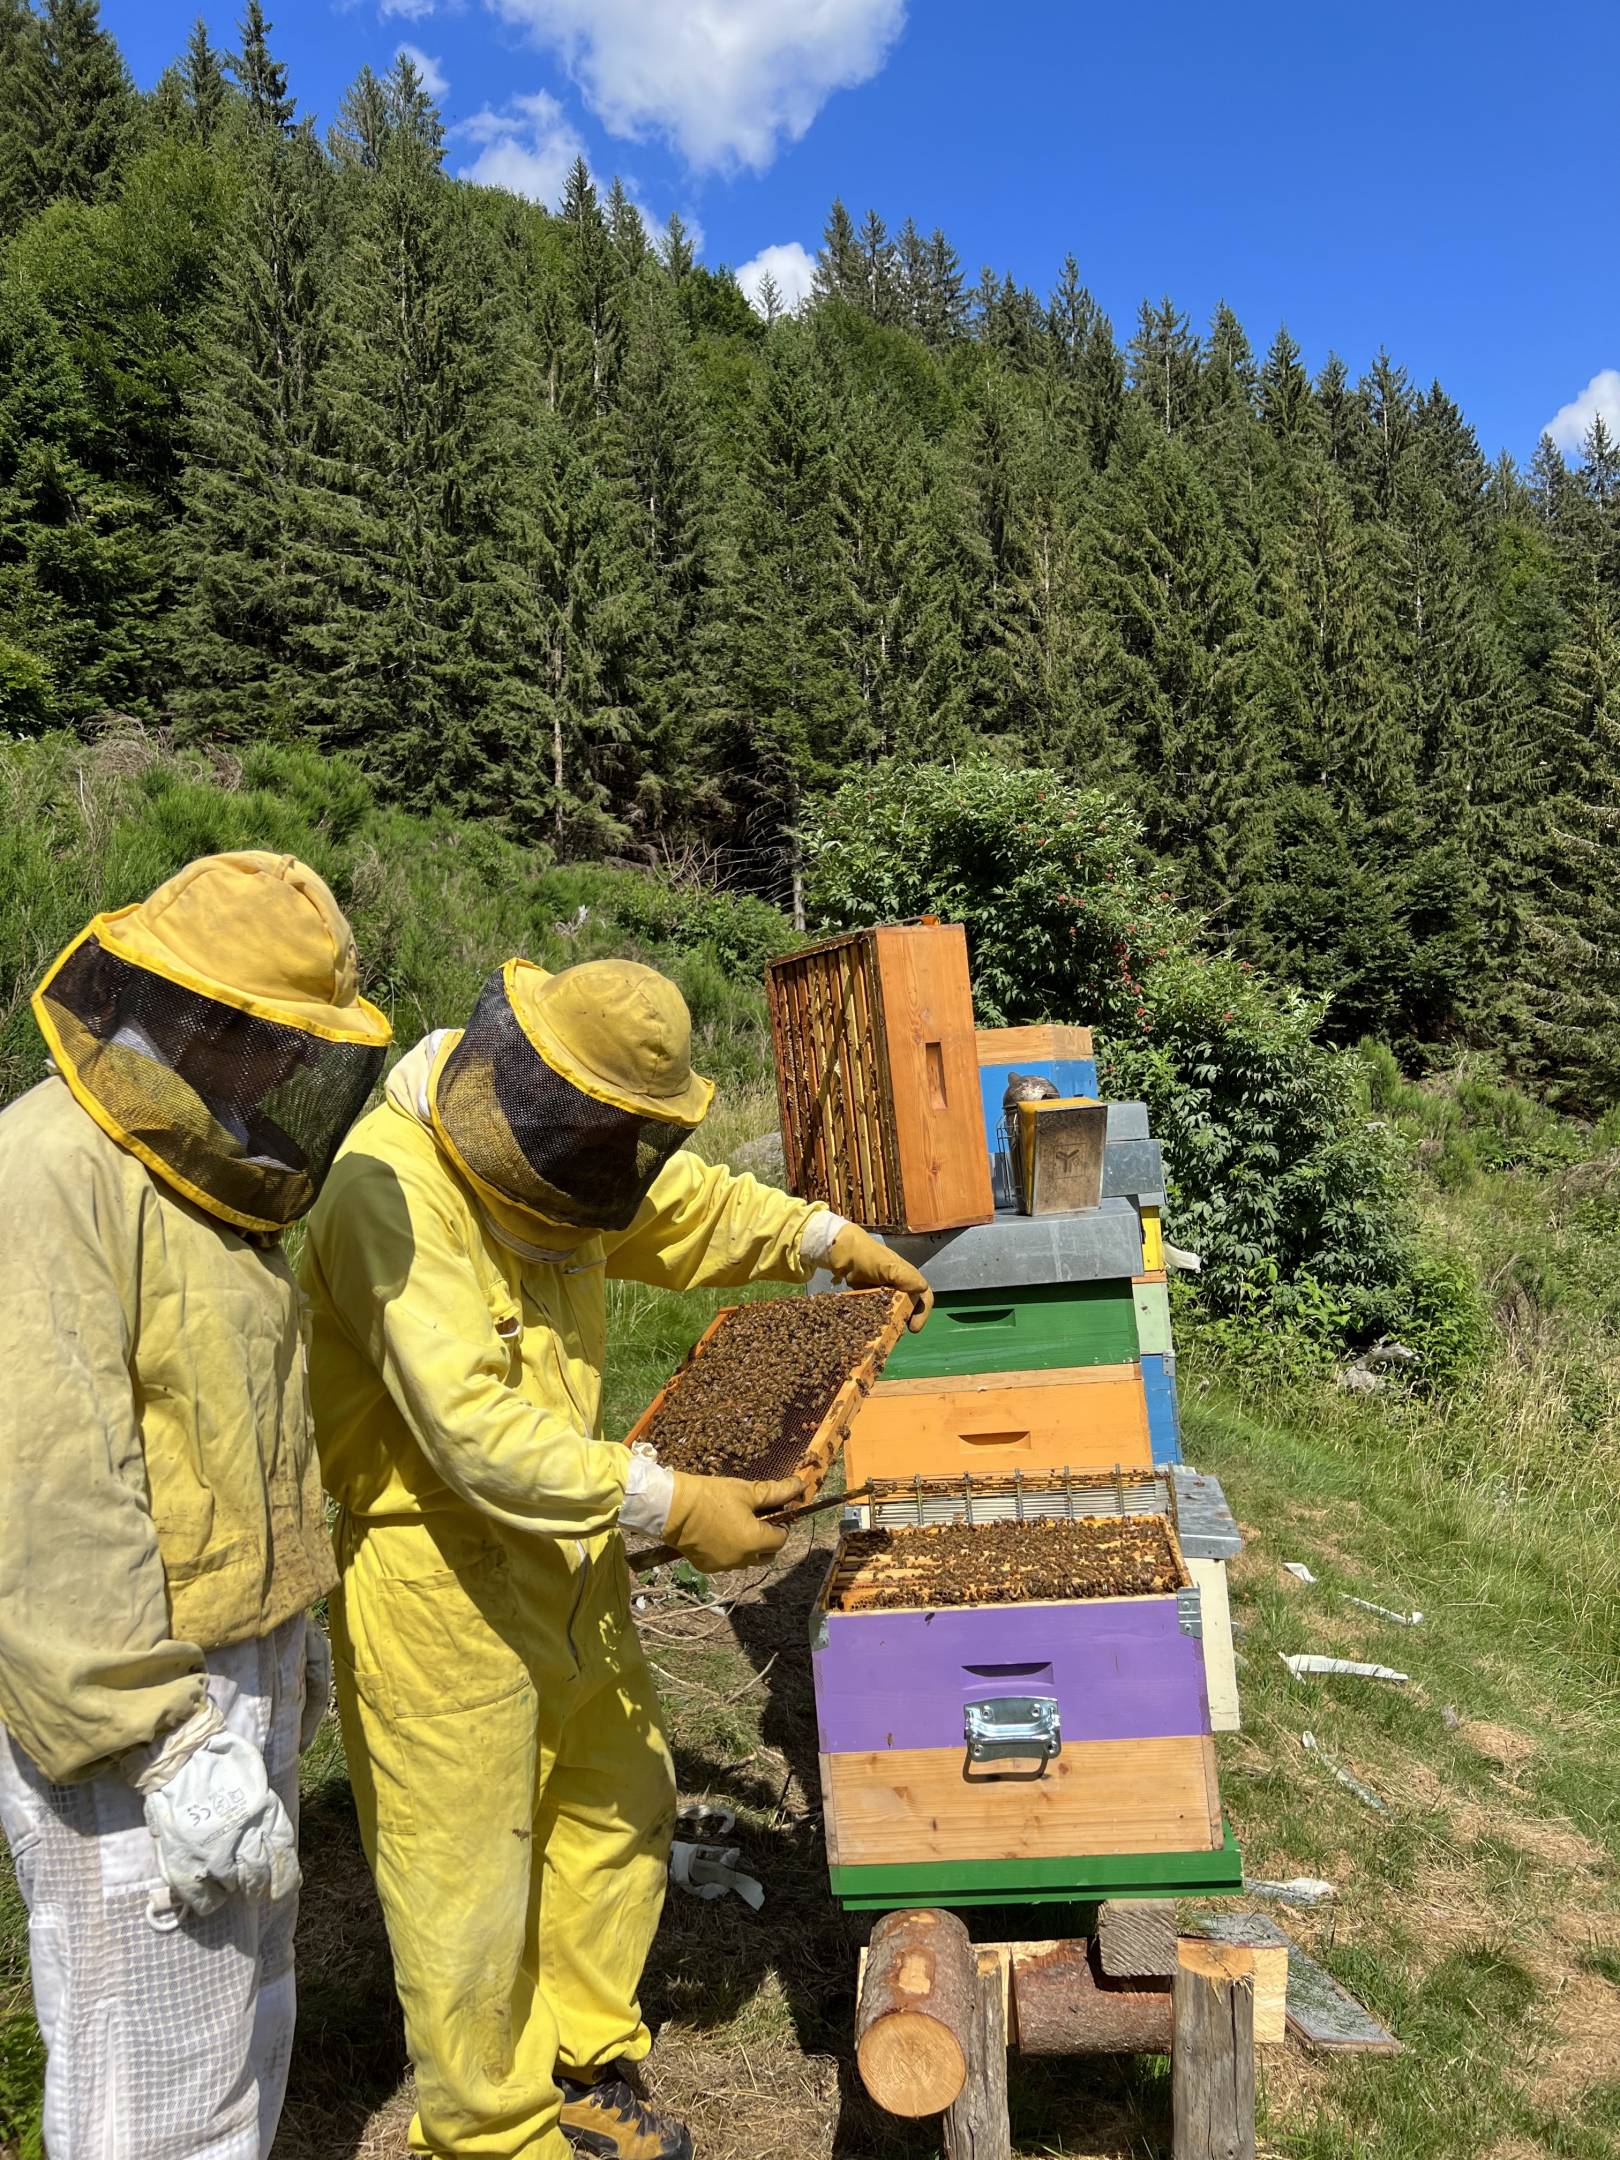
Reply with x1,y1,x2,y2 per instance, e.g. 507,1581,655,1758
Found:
1013,1940,1172,2055
943,1953,1012,2160
1097,1898,1179,1980
1172,1940,1256,2160
855,1908,975,2117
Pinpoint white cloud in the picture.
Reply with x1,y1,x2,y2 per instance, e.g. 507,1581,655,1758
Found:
736,241,815,316
397,42,449,100
482,0,906,172
379,0,437,19
1544,369,1620,456
457,88,585,206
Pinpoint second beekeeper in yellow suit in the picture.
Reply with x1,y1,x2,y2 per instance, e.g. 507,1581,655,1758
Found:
302,956,927,2160
0,852,390,2160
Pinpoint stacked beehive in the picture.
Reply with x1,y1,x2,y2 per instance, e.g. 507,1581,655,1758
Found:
766,929,1243,1914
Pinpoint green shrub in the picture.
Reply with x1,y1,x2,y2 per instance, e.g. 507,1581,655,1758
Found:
803,759,1182,1031
806,759,1420,1342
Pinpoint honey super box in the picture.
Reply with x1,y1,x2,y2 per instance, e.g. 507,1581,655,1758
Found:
811,1515,1239,1910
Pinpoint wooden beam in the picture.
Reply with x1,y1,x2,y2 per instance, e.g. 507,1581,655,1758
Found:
855,1908,975,2118
1097,1899,1179,1980
1172,1940,1256,2160
1013,1941,1172,2056
944,1953,1012,2160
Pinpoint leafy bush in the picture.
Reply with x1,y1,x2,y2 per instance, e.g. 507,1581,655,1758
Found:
807,758,1420,1341
804,759,1182,1031
1101,951,1414,1329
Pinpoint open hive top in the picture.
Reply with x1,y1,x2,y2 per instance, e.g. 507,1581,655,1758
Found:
864,1468,1166,1528
627,1288,910,1487
825,1512,1188,1612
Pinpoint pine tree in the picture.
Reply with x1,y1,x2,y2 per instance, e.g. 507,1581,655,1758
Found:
181,16,228,141
312,75,541,819
660,211,694,283
754,270,784,327
918,227,966,345
559,157,622,415
233,0,293,134
328,63,389,169
812,198,863,310
1258,325,1315,451
3,0,134,228
856,207,897,322
1078,413,1267,914
169,109,336,737
607,177,648,275
1127,296,1200,435
0,273,160,722
707,322,857,917
1522,591,1620,1100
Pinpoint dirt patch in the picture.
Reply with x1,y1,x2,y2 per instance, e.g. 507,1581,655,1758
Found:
1458,1721,1540,1772
1530,1966,1620,2110
1450,1801,1609,1874
647,2033,844,2160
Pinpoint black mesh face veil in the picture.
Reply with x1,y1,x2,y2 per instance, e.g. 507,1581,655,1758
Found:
37,935,387,1231
434,972,692,1232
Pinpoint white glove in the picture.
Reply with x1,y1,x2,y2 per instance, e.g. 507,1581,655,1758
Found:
140,1708,300,1919
300,1624,332,1753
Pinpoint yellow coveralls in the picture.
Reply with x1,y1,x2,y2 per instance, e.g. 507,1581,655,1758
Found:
301,1039,828,2157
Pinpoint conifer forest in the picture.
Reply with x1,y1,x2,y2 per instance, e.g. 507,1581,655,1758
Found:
3,3,1618,1106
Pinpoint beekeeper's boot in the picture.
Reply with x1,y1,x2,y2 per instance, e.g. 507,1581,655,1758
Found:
557,2066,694,2159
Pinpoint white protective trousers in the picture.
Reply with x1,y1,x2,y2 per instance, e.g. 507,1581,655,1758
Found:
0,1615,307,2160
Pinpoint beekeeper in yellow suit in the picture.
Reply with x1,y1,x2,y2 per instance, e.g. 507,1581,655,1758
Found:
0,853,391,2160
303,956,927,2160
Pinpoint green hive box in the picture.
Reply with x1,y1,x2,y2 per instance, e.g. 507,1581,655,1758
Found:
829,1825,1245,1909
882,1280,1140,1380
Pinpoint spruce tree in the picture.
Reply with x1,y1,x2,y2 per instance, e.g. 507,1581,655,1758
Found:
313,59,541,819
234,0,293,133
1127,296,1200,435
181,17,228,141
559,157,623,415
1078,412,1267,914
1522,591,1620,1100
3,0,134,228
812,198,863,309
169,112,336,736
707,321,857,918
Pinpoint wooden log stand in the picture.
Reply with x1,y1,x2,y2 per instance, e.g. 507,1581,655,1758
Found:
856,1909,977,2118
855,1910,1266,2157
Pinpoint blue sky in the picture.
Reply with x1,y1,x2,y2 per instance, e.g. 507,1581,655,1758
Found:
102,0,1620,466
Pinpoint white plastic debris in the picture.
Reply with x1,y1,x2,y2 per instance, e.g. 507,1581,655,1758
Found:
1302,1730,1388,1811
1282,1654,1408,1684
1164,1241,1203,1273
1284,1562,1317,1584
1343,1594,1423,1626
669,1841,765,1911
1244,1875,1338,1908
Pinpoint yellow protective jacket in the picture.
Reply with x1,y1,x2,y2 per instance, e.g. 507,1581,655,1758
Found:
0,1079,336,1782
302,1036,829,1537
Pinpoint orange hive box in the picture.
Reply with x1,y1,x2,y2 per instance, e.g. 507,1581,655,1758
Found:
767,922,993,1235
843,1364,1154,1488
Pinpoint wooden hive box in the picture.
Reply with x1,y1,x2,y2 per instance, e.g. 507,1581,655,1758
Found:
1017,1098,1109,1215
881,1280,1140,1383
976,1025,1099,1209
843,1364,1154,1488
813,1516,1231,1911
767,923,993,1235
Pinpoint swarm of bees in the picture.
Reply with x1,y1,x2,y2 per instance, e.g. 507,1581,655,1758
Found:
832,1513,1185,1610
638,1290,897,1480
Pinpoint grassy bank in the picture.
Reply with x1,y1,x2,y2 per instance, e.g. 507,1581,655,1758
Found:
3,733,1619,2156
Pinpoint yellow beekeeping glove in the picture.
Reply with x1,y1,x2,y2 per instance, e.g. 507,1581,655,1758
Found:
661,1474,804,1574
825,1223,934,1332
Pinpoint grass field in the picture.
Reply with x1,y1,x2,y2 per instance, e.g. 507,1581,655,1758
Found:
5,1084,1620,2158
